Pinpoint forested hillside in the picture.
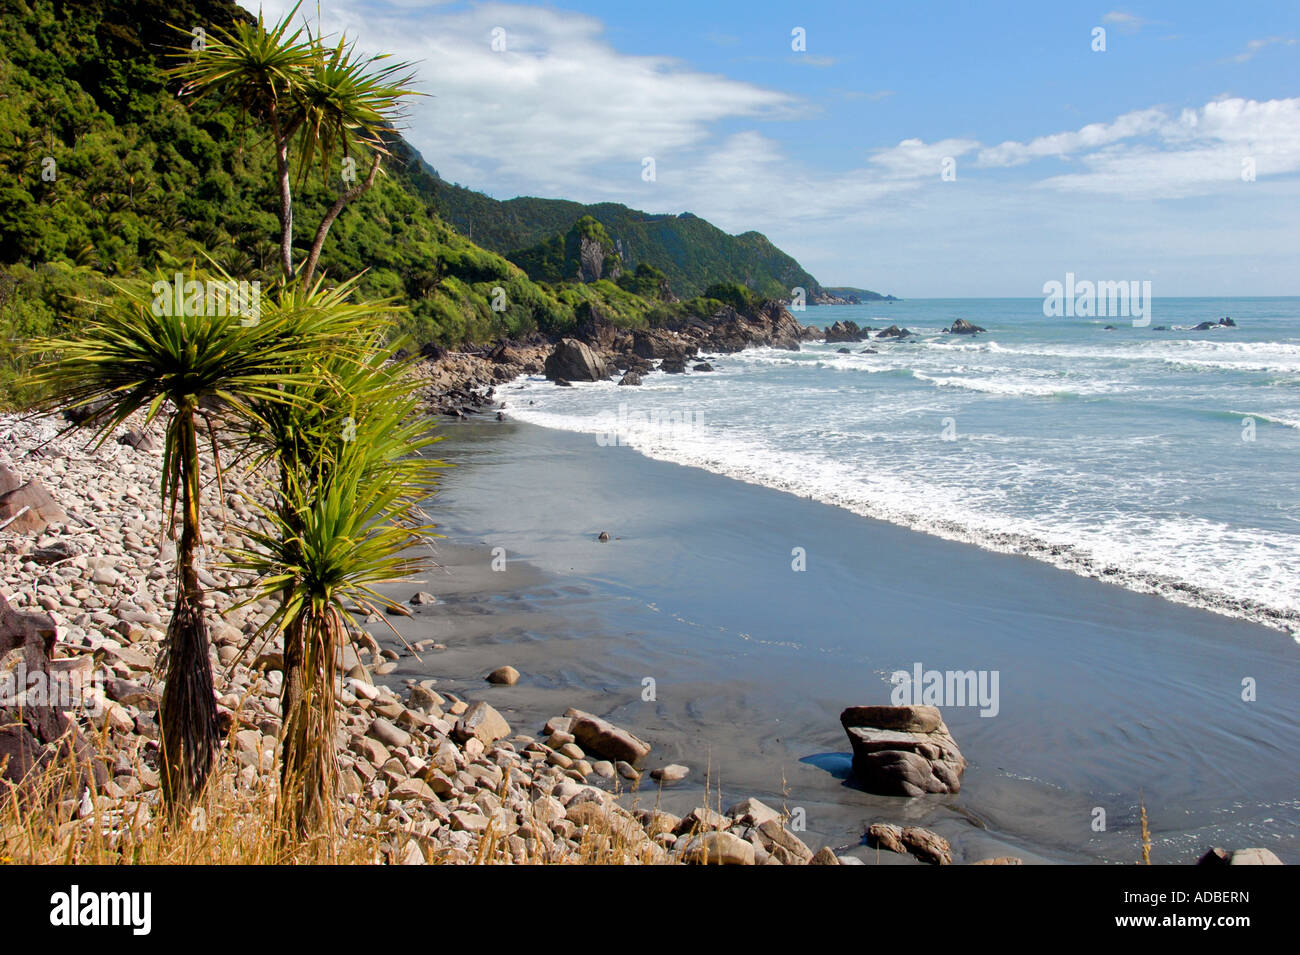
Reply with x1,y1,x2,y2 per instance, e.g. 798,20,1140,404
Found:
0,0,853,406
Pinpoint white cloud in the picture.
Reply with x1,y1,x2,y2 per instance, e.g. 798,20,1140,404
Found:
1034,98,1300,197
977,109,1167,167
1225,36,1296,63
243,0,796,198
1102,11,1149,34
236,2,1300,294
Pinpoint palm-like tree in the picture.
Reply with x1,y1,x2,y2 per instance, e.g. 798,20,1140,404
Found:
170,4,315,279
293,34,417,286
28,267,359,808
234,338,440,837
170,5,417,284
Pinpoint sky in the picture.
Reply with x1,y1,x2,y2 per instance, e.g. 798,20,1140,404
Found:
237,1,1300,298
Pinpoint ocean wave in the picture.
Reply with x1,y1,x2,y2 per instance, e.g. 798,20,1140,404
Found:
504,371,1300,636
911,371,1085,398
1229,410,1300,431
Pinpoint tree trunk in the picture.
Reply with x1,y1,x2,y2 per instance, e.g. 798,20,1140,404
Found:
279,607,340,841
271,108,294,280
300,153,381,287
159,411,220,810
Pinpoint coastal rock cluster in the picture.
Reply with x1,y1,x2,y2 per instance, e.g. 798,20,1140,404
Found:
407,301,818,407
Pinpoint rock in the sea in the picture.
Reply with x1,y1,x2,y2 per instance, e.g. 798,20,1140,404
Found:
618,371,642,386
658,357,687,374
874,325,912,340
565,708,651,764
945,319,986,334
544,338,608,382
486,665,519,686
0,479,67,534
597,531,610,542
841,705,966,796
692,362,713,372
825,320,867,343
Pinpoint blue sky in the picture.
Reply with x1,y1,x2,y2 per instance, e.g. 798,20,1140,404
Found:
241,1,1300,297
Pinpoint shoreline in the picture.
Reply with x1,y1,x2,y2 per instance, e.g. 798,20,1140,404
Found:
0,412,893,864
2,357,1294,864
411,320,1300,639
396,415,1298,864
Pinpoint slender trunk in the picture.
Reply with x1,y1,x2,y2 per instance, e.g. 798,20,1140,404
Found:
300,153,382,287
279,606,340,842
270,107,294,280
159,411,220,810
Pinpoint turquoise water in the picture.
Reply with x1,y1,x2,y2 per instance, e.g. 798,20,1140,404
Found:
507,297,1300,634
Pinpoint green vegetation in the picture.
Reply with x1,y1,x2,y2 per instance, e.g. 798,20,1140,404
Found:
24,4,442,835
0,0,863,409
426,179,827,300
508,214,623,285
27,266,370,809
0,0,639,405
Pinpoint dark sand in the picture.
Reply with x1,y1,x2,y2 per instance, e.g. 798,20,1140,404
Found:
366,417,1298,864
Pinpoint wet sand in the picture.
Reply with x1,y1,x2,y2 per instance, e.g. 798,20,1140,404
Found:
367,417,1299,864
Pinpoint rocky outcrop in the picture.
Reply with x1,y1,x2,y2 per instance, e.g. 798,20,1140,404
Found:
841,705,966,796
617,371,642,386
576,234,617,284
874,324,912,340
544,338,608,382
825,320,869,343
702,301,807,353
632,328,695,361
945,319,985,334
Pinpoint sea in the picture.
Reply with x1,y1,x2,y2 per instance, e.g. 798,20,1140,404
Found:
504,298,1300,638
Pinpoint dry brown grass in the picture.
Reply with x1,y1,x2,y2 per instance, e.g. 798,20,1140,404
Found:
0,723,686,865
1139,793,1152,865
